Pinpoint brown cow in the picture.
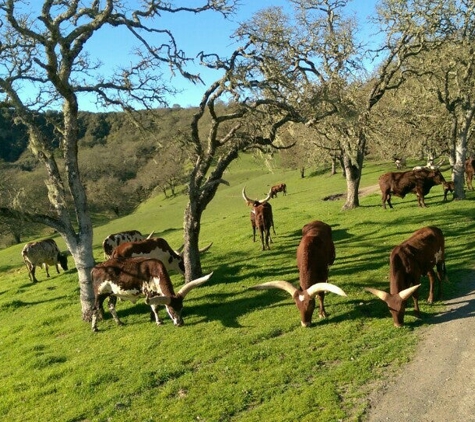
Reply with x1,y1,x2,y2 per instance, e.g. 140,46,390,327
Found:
111,237,212,275
91,257,213,331
465,157,475,191
251,220,347,326
102,230,154,259
242,188,275,250
379,168,446,208
270,183,287,198
366,226,447,327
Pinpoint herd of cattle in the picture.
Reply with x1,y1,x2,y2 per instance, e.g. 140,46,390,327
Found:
19,160,474,330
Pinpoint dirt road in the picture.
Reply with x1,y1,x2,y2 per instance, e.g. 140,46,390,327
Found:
365,272,475,421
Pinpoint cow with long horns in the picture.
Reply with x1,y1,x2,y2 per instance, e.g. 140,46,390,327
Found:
366,226,447,327
102,230,154,259
242,187,275,250
91,257,213,331
251,220,347,326
110,237,212,276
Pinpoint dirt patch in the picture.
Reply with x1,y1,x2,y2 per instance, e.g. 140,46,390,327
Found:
323,184,380,201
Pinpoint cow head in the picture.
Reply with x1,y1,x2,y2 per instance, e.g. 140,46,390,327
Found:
242,187,271,207
251,280,347,327
145,272,213,326
58,252,68,271
365,284,421,327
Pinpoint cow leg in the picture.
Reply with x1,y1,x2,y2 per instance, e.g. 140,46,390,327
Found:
252,225,256,242
108,296,124,326
55,263,61,274
317,292,327,318
30,265,38,283
150,304,164,325
412,289,421,318
416,190,426,207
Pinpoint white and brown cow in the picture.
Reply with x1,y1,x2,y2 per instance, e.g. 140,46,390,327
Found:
110,237,212,276
21,239,68,283
251,220,347,326
102,230,154,259
91,257,213,331
366,226,447,327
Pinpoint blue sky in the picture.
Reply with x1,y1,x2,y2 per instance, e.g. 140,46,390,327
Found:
80,0,379,111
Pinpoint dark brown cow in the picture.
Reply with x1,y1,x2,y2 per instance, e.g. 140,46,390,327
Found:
270,183,287,198
91,257,213,331
251,220,347,326
21,239,68,283
110,237,212,275
465,157,475,191
242,188,275,250
378,168,446,208
102,230,154,259
366,226,447,327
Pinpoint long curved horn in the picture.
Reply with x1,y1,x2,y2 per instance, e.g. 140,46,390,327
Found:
251,280,298,297
146,231,154,239
242,187,255,203
306,282,347,298
145,295,171,306
398,284,421,301
199,242,213,254
260,190,272,203
365,287,390,302
177,272,213,298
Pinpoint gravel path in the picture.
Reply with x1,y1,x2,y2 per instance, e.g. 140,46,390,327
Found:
365,271,475,421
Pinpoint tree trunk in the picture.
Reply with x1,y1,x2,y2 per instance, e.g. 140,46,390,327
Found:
342,157,361,210
341,133,366,210
65,238,96,320
183,202,203,283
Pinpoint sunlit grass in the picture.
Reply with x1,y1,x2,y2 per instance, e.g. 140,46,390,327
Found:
0,156,473,421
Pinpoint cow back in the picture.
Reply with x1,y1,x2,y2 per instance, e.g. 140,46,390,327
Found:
390,226,445,292
102,230,145,258
297,221,335,290
111,237,184,274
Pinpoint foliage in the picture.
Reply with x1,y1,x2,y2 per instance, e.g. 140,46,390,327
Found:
0,157,473,421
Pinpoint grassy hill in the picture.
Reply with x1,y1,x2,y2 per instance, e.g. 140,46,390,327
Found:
0,156,474,421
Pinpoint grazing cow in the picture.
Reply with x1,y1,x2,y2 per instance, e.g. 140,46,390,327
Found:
465,157,475,191
91,257,213,331
21,239,68,283
102,230,154,259
366,226,447,327
251,220,347,326
378,168,446,208
442,181,454,202
110,237,212,275
242,188,275,250
269,183,287,198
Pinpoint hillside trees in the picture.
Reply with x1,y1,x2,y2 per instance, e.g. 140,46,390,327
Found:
0,0,238,320
234,0,428,209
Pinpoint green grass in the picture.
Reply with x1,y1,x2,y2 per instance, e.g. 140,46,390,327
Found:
1,156,473,422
